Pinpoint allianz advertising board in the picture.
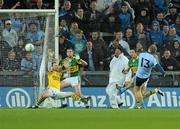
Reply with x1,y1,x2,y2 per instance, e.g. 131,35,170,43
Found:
0,87,180,108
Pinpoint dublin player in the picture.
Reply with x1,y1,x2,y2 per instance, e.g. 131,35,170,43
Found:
134,45,166,109
117,49,164,101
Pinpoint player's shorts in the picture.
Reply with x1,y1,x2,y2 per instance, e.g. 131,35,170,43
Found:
47,88,68,100
134,76,149,87
63,76,81,87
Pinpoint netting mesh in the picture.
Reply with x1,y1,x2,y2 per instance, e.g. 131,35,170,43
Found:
0,13,55,90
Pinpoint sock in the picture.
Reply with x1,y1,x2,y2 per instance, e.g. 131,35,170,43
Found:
136,100,141,107
36,96,46,106
120,87,126,93
71,94,81,101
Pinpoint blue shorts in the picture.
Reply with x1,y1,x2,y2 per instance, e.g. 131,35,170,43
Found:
134,76,149,87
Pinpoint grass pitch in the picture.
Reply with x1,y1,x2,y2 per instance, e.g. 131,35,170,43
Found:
0,109,179,129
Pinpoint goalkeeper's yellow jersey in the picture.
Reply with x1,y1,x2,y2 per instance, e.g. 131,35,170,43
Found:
48,70,61,90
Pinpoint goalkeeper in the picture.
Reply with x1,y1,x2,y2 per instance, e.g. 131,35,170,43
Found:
31,62,79,108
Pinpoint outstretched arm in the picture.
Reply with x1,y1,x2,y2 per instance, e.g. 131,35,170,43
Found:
79,59,88,66
155,64,166,76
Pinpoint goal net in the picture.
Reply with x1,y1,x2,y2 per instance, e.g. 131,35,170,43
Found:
0,11,56,108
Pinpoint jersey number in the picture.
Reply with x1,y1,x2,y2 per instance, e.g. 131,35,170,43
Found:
141,58,150,68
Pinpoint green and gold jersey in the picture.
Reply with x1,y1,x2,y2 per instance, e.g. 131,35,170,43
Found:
128,56,138,75
61,56,81,77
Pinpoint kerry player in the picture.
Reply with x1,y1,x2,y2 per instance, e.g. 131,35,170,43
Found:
60,48,91,107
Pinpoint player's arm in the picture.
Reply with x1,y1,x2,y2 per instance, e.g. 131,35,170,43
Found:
78,59,88,66
155,63,166,77
75,55,88,66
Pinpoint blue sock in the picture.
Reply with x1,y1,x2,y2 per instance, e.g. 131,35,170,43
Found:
120,87,126,93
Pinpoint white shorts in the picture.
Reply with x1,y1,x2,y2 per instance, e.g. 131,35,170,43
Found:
47,88,68,100
63,76,81,87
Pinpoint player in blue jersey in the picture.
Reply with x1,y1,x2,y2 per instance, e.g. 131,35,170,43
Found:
134,44,166,109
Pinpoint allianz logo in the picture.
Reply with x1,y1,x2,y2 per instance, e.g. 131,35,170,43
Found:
6,88,31,108
43,90,180,108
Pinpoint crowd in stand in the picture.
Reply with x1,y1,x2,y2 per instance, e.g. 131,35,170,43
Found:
59,0,180,71
0,14,45,73
0,0,54,9
0,0,179,73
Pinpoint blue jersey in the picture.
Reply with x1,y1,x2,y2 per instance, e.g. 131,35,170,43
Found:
136,52,158,79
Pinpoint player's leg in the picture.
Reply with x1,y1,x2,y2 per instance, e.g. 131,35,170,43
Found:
60,79,70,89
134,77,148,108
106,83,121,108
143,88,164,99
134,85,143,108
70,76,91,107
32,90,51,108
117,77,134,94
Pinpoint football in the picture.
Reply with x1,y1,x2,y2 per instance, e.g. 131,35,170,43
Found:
25,43,35,52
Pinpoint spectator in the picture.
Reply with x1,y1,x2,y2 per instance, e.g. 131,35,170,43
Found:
59,0,74,25
133,0,152,18
113,0,135,18
135,23,150,50
174,15,180,37
115,2,133,32
149,21,165,51
13,37,26,62
124,27,138,49
96,0,114,13
113,0,125,13
69,22,79,40
165,26,180,42
162,22,170,36
59,35,73,59
171,40,180,62
26,22,44,46
0,39,12,62
152,0,168,13
70,0,89,10
72,8,88,37
109,31,130,55
3,51,20,71
135,8,150,30
90,31,107,60
21,52,37,72
165,4,179,25
85,1,102,32
136,41,144,55
161,49,180,71
10,13,26,34
31,0,47,9
101,12,120,34
70,29,87,54
59,18,69,38
107,39,121,61
80,41,104,71
2,20,18,49
153,11,169,30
